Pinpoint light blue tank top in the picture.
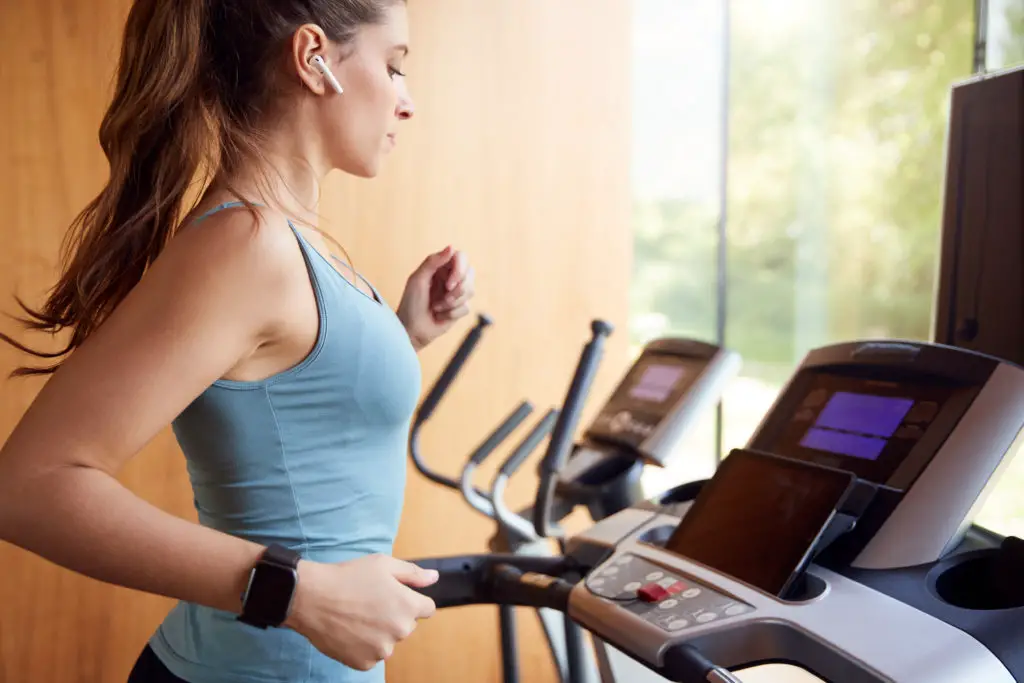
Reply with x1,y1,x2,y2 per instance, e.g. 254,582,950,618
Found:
148,202,422,683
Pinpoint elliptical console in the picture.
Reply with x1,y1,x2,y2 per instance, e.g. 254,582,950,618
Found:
552,339,740,524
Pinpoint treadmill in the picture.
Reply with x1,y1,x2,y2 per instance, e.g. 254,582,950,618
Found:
416,339,1024,682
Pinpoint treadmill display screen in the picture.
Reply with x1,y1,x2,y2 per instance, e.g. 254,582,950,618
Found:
758,371,958,485
663,449,855,598
798,392,914,460
628,364,687,403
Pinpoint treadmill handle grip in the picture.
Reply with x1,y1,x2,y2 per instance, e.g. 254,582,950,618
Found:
416,313,492,424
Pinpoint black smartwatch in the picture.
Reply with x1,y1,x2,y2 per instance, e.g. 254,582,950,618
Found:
237,543,301,629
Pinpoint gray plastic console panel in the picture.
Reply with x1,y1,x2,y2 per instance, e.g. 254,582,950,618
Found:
567,507,1016,683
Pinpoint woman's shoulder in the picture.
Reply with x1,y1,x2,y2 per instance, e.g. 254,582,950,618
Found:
176,201,299,265
144,202,308,327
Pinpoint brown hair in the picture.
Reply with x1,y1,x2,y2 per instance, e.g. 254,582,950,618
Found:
2,0,400,377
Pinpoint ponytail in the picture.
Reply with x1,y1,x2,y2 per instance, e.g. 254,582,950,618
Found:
2,0,210,376
4,0,403,378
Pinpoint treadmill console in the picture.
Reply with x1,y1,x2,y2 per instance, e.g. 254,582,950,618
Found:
744,340,1024,569
581,338,740,467
562,339,1024,683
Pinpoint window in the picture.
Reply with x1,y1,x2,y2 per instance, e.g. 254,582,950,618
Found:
720,0,975,454
632,0,978,490
631,0,728,494
986,0,1024,70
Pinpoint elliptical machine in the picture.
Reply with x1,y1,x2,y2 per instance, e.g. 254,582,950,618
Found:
409,314,614,683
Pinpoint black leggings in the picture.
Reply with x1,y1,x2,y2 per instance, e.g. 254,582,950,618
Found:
127,645,189,683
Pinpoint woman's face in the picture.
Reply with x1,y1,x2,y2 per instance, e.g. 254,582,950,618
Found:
318,3,414,178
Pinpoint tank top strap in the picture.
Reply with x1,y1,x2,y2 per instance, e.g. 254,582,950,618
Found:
192,201,252,224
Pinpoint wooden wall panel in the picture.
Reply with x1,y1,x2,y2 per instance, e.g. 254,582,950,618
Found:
0,0,632,681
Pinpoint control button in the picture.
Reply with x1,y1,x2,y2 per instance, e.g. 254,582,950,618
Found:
697,612,719,623
624,582,642,592
795,408,816,422
681,588,701,599
638,584,671,603
590,578,606,588
645,571,665,581
725,604,749,617
656,577,678,589
895,425,924,439
658,599,679,610
665,581,686,595
615,555,634,565
667,619,689,631
602,566,620,576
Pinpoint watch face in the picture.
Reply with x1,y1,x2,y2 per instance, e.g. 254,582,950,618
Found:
246,563,297,623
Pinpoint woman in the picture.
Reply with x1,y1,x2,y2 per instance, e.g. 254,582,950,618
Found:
0,1,474,681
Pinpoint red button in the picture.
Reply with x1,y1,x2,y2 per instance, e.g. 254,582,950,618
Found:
665,581,686,595
637,584,670,603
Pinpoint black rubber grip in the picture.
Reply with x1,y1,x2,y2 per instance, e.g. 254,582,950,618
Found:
417,314,492,423
661,643,716,682
539,320,614,476
489,564,574,611
468,401,533,465
500,409,559,476
412,554,577,609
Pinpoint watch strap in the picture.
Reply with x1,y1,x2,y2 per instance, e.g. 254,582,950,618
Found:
262,543,301,569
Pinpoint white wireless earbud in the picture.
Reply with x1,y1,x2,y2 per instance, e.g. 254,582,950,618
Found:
310,55,344,95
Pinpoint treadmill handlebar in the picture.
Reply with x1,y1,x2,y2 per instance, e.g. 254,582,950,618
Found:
412,552,742,683
412,554,581,610
534,320,614,537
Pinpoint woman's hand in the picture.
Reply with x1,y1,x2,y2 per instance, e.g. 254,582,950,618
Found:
287,555,439,671
396,246,476,351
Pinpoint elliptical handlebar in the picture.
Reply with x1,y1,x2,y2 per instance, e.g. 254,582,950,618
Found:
490,408,561,543
410,313,512,494
534,319,615,538
460,401,536,517
417,313,493,424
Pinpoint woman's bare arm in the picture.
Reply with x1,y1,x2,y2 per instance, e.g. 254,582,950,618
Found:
0,209,297,614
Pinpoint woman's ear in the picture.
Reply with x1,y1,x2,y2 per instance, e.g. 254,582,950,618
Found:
292,24,340,95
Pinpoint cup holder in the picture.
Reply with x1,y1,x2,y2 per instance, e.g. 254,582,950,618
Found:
638,524,675,547
655,479,708,506
932,549,1024,611
781,572,828,603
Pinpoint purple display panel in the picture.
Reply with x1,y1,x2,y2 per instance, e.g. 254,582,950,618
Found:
814,392,914,438
800,427,887,461
629,364,687,403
